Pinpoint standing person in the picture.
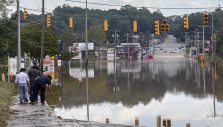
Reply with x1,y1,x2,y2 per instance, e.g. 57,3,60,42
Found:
15,68,29,104
28,66,42,102
31,75,52,105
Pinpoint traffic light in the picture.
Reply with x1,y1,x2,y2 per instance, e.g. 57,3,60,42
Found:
104,19,108,32
161,24,165,32
183,16,189,29
154,19,160,36
46,15,51,28
24,8,28,20
163,20,167,25
133,19,137,33
161,20,169,32
69,17,73,29
165,24,169,32
203,13,208,26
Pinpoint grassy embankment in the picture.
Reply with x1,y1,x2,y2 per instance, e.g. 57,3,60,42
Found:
0,81,15,127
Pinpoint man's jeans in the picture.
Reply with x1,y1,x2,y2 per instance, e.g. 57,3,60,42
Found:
18,83,28,103
30,82,38,102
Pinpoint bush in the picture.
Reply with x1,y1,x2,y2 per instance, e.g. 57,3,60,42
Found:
0,82,15,127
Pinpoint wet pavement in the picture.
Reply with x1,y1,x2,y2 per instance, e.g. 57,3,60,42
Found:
7,96,135,127
154,35,185,58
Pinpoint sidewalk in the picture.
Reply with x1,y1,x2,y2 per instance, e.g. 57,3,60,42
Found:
7,96,134,127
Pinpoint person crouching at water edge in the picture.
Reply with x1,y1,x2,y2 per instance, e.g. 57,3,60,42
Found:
15,68,30,104
30,75,52,105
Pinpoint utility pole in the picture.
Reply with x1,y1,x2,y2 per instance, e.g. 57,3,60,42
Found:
194,35,197,56
211,11,214,62
214,34,216,62
127,33,130,60
185,32,188,54
114,29,117,63
111,28,119,63
202,26,205,59
198,25,206,60
40,0,45,73
194,31,202,55
85,0,89,122
152,34,155,55
17,0,21,73
85,0,88,65
197,32,200,55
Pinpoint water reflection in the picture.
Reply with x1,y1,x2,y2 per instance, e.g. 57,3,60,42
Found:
48,59,223,127
207,62,223,118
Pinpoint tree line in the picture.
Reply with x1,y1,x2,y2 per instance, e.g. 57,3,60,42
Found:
1,2,223,62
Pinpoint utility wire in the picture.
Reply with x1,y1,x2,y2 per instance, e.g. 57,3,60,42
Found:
20,6,52,14
20,7,42,13
51,24,77,39
21,20,42,26
64,0,219,10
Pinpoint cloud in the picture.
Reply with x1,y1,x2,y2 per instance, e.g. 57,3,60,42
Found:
54,93,223,127
12,0,222,16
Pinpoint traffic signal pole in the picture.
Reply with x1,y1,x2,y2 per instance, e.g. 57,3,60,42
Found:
17,0,21,73
40,0,45,73
203,26,205,59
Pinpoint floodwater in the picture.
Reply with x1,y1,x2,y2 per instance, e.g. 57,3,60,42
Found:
47,58,223,127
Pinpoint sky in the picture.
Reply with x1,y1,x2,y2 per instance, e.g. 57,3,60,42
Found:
10,0,223,16
54,93,223,127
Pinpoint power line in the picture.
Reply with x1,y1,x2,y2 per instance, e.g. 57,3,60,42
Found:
51,24,77,39
64,0,219,10
21,20,42,26
20,6,52,14
20,7,42,13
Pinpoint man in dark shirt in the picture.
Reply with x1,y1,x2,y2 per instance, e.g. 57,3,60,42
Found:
28,66,42,101
31,75,52,105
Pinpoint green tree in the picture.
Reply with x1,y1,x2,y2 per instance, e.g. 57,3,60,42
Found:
0,18,16,58
0,0,14,17
9,24,59,65
88,23,106,46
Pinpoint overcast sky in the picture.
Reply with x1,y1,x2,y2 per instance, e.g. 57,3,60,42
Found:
10,0,223,16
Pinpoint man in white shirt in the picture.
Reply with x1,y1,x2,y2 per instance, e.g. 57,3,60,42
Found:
15,68,29,104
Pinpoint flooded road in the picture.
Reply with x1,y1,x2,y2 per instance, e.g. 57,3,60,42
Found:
47,59,223,127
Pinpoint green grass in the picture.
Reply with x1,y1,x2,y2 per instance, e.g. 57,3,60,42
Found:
0,82,15,127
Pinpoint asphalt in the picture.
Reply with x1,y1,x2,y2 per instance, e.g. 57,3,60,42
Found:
154,35,185,58
7,96,135,127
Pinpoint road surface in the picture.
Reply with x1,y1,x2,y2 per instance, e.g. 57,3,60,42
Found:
154,35,185,58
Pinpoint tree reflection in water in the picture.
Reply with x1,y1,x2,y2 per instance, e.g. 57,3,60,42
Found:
46,59,223,127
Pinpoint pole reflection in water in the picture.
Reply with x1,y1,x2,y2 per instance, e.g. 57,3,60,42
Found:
51,59,223,127
207,62,223,118
113,60,119,94
61,60,63,102
128,61,130,88
194,61,197,86
202,63,206,95
213,62,216,117
85,60,89,121
198,62,201,88
86,66,89,121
